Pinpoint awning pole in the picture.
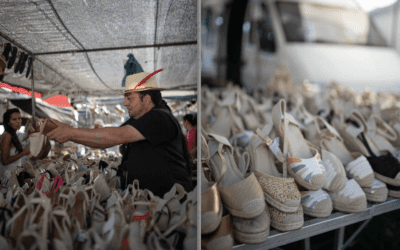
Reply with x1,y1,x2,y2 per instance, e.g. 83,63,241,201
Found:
31,56,35,122
392,0,399,48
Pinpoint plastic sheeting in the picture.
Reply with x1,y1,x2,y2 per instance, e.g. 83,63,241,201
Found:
0,0,197,96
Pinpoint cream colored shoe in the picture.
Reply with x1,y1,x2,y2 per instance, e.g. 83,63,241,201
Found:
300,189,332,217
208,133,265,219
362,178,388,203
232,204,270,244
328,179,367,213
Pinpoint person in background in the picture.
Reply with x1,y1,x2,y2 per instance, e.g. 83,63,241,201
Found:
0,108,31,177
183,114,197,158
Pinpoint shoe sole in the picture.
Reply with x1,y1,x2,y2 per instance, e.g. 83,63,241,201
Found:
332,203,366,213
388,189,400,198
264,192,299,213
270,219,304,232
364,193,387,203
225,198,265,219
374,172,400,187
353,173,374,188
288,167,325,191
233,227,270,244
303,207,332,218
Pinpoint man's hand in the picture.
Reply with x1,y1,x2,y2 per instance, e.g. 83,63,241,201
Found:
46,119,74,144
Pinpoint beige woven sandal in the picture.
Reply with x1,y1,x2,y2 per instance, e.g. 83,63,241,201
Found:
328,178,367,213
268,205,304,232
272,99,326,190
362,178,388,203
313,116,373,188
300,189,332,218
232,205,270,244
208,133,265,219
249,123,301,213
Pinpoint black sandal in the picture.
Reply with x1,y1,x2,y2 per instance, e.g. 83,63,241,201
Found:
1,43,12,61
19,53,28,74
14,52,25,73
347,118,400,186
25,57,33,78
7,46,17,69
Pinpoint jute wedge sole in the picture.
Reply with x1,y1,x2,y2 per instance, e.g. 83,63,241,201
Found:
331,202,366,213
263,190,299,213
362,179,388,203
388,189,400,198
287,164,326,191
374,172,400,186
268,206,304,232
300,190,332,218
364,192,388,203
303,208,332,218
270,219,304,232
233,228,269,245
232,208,270,244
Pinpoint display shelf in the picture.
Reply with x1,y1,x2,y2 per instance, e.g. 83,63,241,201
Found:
233,198,400,250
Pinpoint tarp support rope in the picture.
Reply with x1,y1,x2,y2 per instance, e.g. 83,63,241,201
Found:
44,0,114,90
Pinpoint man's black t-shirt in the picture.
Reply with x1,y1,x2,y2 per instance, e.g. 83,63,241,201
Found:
120,105,193,197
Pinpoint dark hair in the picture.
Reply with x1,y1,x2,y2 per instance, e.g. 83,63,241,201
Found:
3,108,23,153
139,90,194,182
138,90,169,109
183,114,197,127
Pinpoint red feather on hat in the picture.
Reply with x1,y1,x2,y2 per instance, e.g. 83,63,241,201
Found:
134,69,163,90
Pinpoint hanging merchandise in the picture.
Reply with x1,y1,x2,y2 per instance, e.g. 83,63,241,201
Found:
7,46,17,69
121,53,144,87
25,57,33,78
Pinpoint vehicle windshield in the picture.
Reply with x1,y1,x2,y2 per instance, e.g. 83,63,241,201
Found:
276,1,387,46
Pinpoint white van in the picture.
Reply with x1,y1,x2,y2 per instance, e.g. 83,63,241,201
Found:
202,0,400,93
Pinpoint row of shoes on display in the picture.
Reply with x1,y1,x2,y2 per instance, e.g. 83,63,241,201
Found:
0,121,197,250
0,40,33,82
200,74,400,249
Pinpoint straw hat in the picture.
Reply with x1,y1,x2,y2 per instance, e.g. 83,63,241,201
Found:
125,69,166,93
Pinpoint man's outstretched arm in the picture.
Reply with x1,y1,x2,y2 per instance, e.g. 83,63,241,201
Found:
46,119,145,148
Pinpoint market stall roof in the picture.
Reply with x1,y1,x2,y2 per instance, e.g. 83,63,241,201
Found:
0,0,197,97
1,98,76,125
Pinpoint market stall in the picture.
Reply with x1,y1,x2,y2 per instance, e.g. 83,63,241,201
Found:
0,0,198,249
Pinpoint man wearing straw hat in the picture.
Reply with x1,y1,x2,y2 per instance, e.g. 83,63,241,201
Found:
46,69,193,197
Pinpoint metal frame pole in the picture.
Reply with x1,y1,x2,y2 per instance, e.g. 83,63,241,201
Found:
342,218,371,250
31,56,35,122
392,0,399,48
334,227,345,250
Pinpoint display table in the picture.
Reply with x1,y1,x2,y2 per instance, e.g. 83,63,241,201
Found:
233,197,400,250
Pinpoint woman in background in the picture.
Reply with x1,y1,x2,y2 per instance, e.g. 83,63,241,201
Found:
183,114,197,158
0,108,30,177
